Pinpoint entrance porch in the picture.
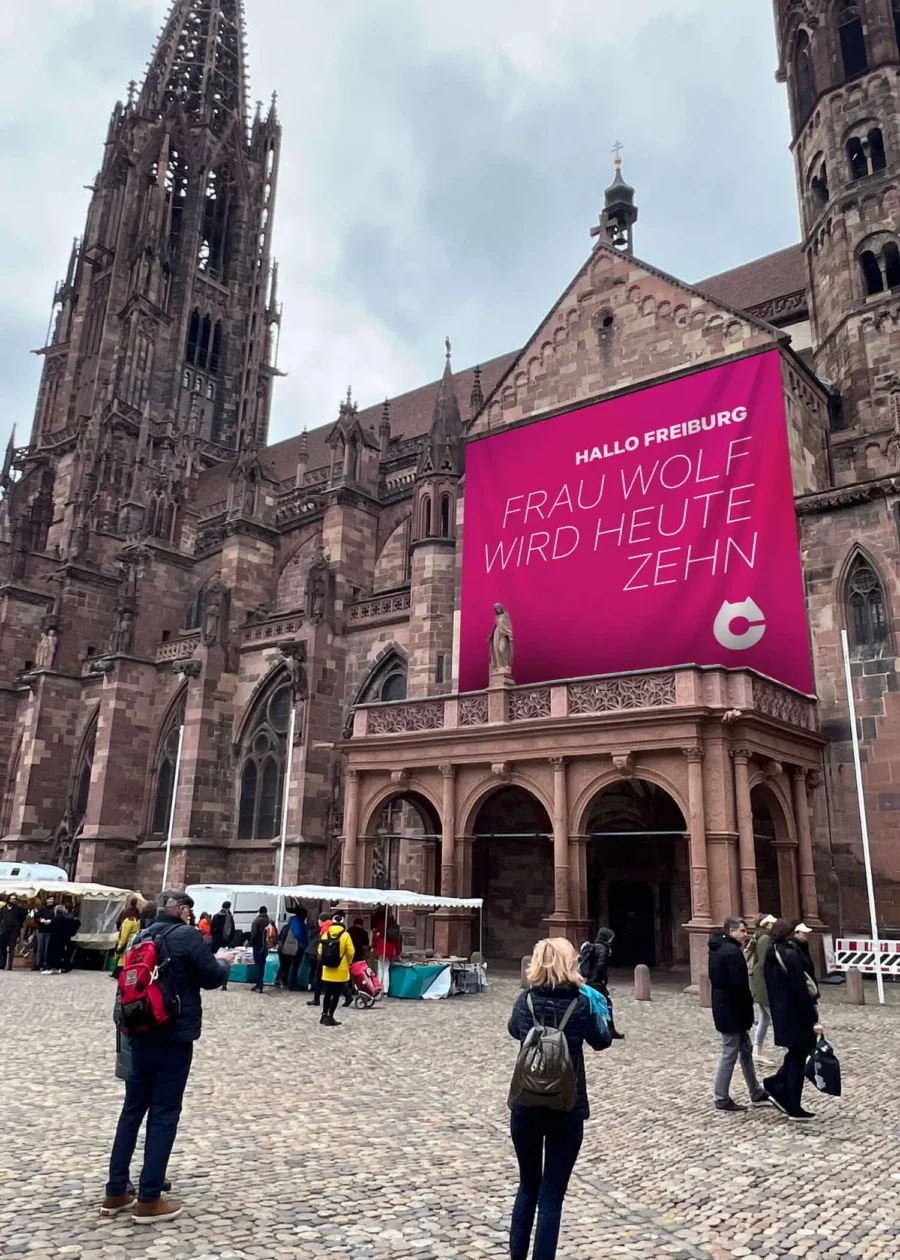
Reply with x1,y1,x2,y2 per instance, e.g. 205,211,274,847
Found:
339,665,826,985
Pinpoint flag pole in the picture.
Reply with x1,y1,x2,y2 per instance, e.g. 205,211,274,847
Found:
276,702,297,926
840,629,885,1005
161,724,185,893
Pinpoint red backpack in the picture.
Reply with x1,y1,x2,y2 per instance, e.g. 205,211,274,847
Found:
117,924,181,1035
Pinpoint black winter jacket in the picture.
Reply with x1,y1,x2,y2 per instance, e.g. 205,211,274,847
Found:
708,933,754,1034
0,903,27,936
138,914,228,1043
764,941,818,1051
508,984,609,1121
249,914,270,951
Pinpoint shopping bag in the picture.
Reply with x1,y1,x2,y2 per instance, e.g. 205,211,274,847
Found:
804,1035,841,1097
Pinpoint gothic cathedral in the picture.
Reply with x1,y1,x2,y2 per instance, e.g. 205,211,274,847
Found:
2,0,899,969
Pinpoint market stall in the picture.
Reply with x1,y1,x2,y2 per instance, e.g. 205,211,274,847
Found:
0,879,145,966
186,881,485,996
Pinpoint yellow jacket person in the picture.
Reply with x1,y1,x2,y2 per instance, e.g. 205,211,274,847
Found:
318,920,355,983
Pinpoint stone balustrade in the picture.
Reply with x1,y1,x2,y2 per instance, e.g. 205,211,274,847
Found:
156,632,201,663
346,588,411,628
351,666,817,738
240,611,306,647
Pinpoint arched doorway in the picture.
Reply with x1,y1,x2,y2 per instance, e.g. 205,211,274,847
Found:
369,792,440,897
472,785,552,961
362,789,441,952
585,780,688,969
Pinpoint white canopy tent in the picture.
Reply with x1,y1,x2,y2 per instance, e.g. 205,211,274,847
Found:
0,880,145,949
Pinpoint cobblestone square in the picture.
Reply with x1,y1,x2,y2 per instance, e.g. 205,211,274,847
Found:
0,970,898,1260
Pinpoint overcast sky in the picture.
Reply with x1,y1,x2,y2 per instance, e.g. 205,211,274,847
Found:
0,0,799,450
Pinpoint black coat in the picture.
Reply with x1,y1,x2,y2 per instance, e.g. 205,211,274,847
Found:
46,913,80,969
138,914,229,1043
708,933,754,1034
249,914,270,951
508,984,609,1121
0,903,27,937
764,941,818,1051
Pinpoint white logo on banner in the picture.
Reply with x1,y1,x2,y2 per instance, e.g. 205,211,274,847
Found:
713,598,766,651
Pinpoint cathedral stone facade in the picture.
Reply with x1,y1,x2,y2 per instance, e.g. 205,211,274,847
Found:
2,0,900,978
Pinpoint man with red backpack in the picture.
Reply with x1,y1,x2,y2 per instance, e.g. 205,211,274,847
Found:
101,890,229,1224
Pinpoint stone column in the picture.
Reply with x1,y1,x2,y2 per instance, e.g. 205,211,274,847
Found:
550,757,570,919
683,746,711,922
439,763,456,896
340,768,360,886
683,744,711,989
569,834,590,926
791,768,821,924
731,748,759,921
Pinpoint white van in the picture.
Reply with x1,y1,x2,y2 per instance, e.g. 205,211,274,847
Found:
185,883,288,943
0,861,68,884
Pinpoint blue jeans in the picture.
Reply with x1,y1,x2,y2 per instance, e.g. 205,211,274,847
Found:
252,947,268,990
107,1039,193,1202
509,1107,584,1260
33,933,50,970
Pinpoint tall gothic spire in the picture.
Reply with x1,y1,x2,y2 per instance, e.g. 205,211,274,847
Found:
140,0,249,133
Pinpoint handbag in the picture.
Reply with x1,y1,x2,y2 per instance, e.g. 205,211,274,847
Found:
804,1035,841,1097
281,929,299,957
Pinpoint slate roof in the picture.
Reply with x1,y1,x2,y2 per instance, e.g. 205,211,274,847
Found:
696,244,806,314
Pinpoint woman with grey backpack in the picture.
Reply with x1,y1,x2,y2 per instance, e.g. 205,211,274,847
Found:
507,937,611,1260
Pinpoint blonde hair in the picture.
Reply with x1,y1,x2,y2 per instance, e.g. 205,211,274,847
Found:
526,937,583,989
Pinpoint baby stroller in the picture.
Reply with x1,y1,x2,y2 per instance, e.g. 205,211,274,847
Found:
349,959,382,1009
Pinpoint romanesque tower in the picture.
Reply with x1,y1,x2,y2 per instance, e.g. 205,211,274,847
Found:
775,0,900,482
22,0,281,561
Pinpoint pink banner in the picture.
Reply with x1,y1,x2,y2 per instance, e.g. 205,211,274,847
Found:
459,350,813,694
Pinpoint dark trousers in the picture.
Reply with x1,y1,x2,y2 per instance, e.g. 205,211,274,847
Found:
0,931,17,969
276,952,303,990
322,980,344,1019
308,960,323,999
33,933,50,970
767,1046,810,1115
252,947,268,990
509,1106,584,1260
107,1039,194,1203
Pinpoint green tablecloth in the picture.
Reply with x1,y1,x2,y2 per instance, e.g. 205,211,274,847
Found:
388,962,447,999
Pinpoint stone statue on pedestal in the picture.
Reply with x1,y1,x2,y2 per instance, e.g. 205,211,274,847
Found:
35,626,58,670
488,603,514,675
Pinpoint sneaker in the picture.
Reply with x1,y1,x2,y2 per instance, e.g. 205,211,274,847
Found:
714,1098,747,1112
40,969,52,975
100,1193,135,1218
788,1108,815,1121
750,1092,772,1107
132,1196,182,1224
762,1083,789,1116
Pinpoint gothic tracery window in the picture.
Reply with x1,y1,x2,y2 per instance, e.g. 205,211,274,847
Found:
199,166,233,281
847,556,889,651
236,682,291,840
150,704,184,835
793,31,816,124
837,3,868,80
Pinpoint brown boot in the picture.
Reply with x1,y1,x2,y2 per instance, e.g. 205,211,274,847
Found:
100,1192,135,1217
132,1196,183,1224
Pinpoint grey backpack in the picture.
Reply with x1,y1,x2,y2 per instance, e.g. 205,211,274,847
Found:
510,993,578,1112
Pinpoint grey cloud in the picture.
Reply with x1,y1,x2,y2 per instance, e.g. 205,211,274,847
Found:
0,0,801,452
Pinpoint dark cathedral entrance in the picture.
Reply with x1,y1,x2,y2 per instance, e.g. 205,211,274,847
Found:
472,786,553,961
586,780,688,970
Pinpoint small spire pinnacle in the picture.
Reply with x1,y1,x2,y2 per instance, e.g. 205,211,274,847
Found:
345,385,353,406
470,364,484,415
126,80,137,108
445,335,452,364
